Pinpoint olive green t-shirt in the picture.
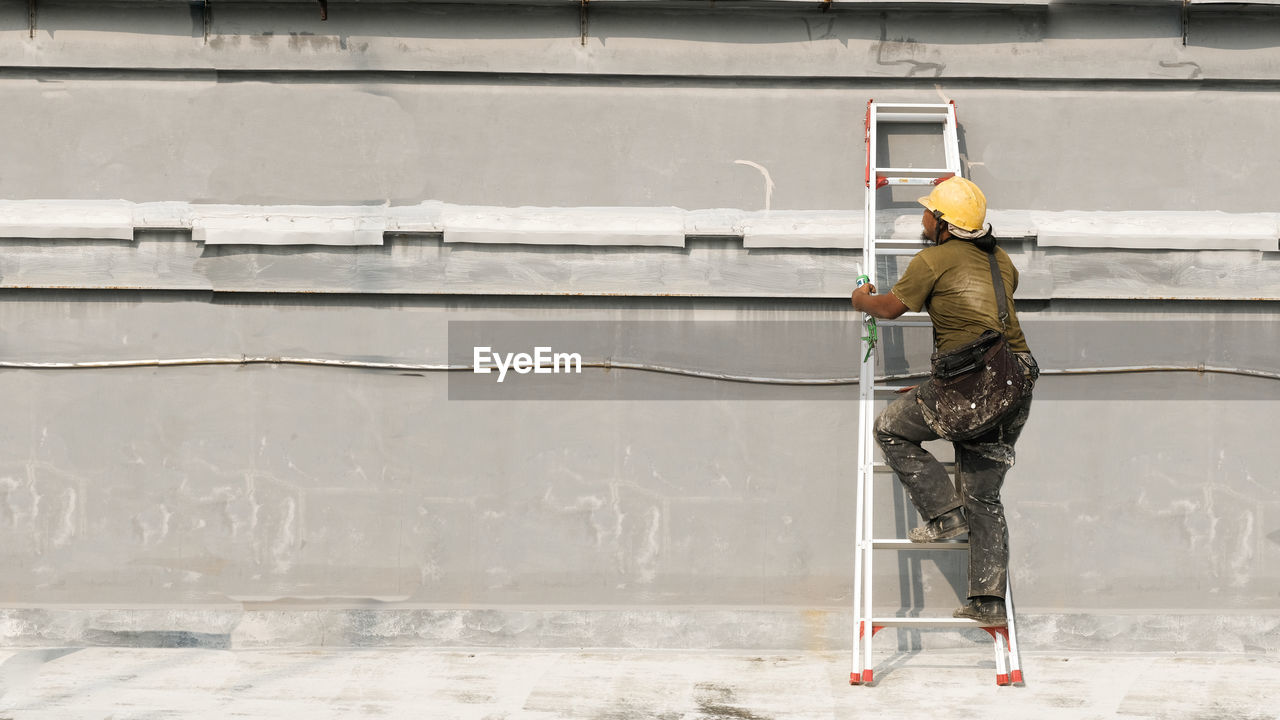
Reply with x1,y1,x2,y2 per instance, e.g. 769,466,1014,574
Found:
889,238,1031,354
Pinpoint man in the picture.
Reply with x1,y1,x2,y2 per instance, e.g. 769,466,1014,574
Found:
849,177,1038,627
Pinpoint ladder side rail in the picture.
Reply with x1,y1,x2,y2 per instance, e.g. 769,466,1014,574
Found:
850,99,875,685
859,371,876,682
1005,574,1024,684
944,102,962,176
851,412,869,683
859,102,880,684
850,456,866,683
992,629,1010,685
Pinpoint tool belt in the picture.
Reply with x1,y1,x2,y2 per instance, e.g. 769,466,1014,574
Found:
917,330,1031,441
915,241,1032,442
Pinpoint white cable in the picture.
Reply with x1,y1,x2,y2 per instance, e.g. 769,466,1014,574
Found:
0,357,1275,384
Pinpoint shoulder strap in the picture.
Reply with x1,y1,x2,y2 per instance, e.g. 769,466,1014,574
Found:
986,246,1010,332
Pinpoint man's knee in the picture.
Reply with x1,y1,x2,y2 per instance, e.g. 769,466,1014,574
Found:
873,408,897,446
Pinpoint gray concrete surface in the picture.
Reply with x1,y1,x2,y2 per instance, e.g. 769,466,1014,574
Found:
2,0,1279,654
0,647,1276,719
2,225,1278,300
3,5,1280,212
5,78,1280,213
0,294,1277,621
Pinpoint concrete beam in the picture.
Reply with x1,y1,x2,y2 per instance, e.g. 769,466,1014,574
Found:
0,200,134,241
3,4,1280,80
2,200,1276,251
192,206,388,246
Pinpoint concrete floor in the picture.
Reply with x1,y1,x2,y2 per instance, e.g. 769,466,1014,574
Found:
0,647,1276,719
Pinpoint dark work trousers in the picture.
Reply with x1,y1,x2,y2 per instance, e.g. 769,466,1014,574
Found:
873,353,1038,599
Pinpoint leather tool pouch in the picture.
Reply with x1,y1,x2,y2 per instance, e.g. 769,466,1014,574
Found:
917,330,1029,441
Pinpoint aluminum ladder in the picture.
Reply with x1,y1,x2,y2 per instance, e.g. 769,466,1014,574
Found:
851,100,1024,686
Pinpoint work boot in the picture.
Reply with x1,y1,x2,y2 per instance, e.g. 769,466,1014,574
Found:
953,596,1007,627
907,507,967,542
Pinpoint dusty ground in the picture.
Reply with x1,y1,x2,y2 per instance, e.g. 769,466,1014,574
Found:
0,647,1275,719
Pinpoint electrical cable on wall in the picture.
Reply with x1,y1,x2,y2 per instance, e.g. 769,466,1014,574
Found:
0,357,1275,385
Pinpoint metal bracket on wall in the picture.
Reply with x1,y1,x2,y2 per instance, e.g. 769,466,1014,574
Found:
318,0,328,21
580,0,589,47
28,0,36,39
203,0,211,44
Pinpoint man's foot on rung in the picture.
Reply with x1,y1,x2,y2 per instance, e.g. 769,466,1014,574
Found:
954,596,1007,626
907,507,967,542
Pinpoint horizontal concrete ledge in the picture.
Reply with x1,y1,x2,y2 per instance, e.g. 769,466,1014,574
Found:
1,608,1276,654
6,4,1280,83
1033,211,1280,252
193,207,388,246
2,201,1277,251
0,200,135,241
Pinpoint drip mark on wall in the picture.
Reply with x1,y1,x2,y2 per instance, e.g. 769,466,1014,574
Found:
53,488,76,547
801,18,836,42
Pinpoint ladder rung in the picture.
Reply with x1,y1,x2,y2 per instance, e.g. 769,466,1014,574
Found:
880,177,946,186
871,539,969,550
867,248,924,256
870,238,928,246
871,461,956,471
885,180,949,188
869,240,930,252
871,385,916,393
874,116,949,125
873,112,951,124
875,169,955,186
874,168,953,176
869,617,985,627
872,103,951,111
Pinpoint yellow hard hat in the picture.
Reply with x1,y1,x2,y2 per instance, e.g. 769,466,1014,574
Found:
917,176,987,232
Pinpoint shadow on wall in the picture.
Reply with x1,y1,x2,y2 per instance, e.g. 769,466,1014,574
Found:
1188,11,1280,50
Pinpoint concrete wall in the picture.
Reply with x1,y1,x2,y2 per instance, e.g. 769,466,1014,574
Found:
0,1,1278,651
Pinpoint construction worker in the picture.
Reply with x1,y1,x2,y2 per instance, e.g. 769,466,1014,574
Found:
849,177,1038,627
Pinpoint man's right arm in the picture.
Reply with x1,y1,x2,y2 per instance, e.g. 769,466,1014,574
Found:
886,254,935,315
851,285,909,319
